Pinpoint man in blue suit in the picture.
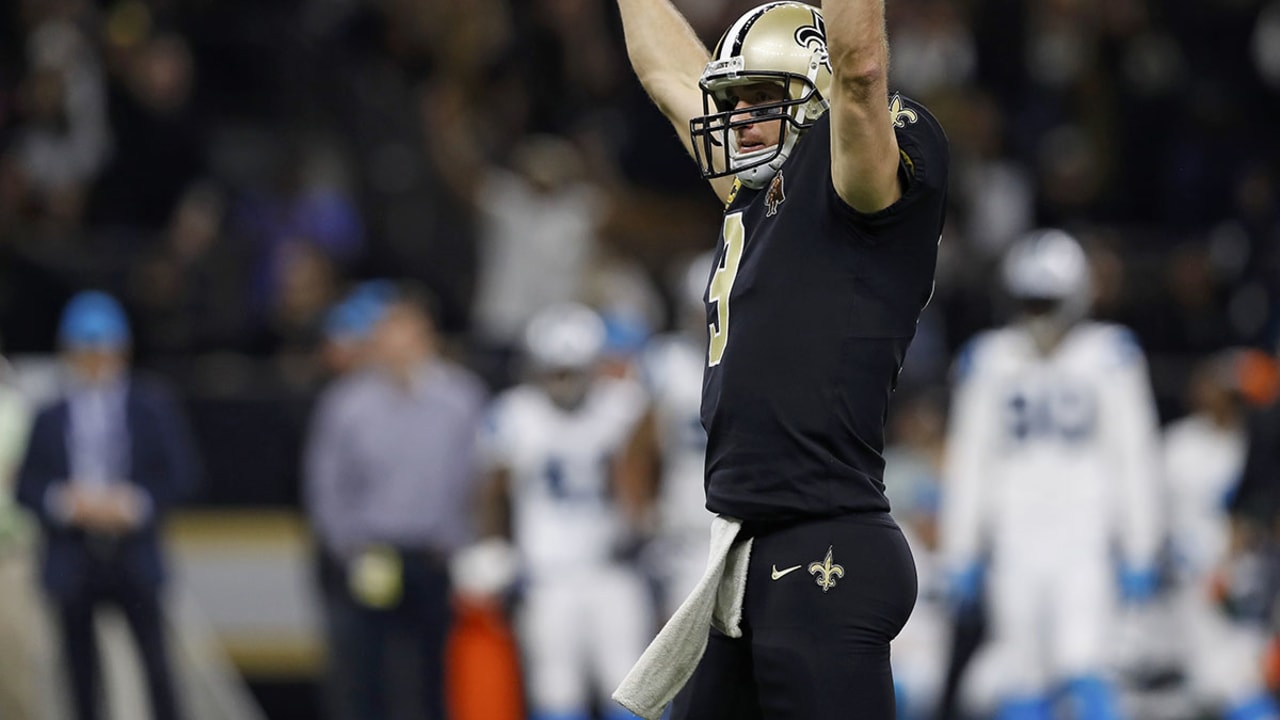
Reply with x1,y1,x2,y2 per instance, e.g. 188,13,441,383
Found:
16,291,199,720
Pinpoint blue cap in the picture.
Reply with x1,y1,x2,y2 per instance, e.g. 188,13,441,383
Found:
58,291,131,349
323,280,395,342
349,279,397,309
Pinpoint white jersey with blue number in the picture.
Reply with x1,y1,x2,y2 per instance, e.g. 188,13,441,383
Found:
483,378,648,574
640,334,711,535
941,321,1163,573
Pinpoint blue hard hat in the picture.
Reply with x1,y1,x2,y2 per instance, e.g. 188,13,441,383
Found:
349,279,397,308
58,291,131,349
323,280,394,341
323,298,368,341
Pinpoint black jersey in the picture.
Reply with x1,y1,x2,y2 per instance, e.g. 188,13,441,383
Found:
701,94,948,523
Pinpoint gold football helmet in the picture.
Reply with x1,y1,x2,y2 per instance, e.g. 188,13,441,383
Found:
690,2,833,189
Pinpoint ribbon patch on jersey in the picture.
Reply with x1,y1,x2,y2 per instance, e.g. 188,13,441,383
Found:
765,171,786,217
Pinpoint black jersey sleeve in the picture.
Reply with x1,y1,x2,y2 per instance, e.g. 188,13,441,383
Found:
829,94,950,233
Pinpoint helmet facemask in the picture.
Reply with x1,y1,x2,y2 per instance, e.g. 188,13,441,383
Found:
689,52,829,189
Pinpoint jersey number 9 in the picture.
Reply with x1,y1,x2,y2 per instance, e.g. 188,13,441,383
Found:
708,212,746,367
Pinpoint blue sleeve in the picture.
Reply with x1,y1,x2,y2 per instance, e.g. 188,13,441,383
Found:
952,335,985,384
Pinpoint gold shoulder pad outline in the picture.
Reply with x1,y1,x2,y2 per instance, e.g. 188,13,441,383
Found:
899,148,916,180
726,178,742,206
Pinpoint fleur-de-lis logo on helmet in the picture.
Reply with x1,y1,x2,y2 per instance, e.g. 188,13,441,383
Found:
794,11,832,73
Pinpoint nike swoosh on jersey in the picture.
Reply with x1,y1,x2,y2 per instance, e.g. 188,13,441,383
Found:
771,564,803,580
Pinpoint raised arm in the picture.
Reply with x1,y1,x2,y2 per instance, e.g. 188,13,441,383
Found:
617,0,734,203
822,0,902,213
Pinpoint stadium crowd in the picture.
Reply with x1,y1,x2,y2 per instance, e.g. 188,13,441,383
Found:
1,0,1280,719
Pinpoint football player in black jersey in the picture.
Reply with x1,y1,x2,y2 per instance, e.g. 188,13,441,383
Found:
616,1,949,718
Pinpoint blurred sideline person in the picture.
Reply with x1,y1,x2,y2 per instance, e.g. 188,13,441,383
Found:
0,349,41,720
614,0,949,716
940,230,1163,720
17,291,200,720
628,252,715,621
304,282,487,720
1161,351,1279,720
308,279,391,717
474,302,651,720
883,391,950,720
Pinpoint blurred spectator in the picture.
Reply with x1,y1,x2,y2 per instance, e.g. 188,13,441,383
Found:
0,350,42,720
127,180,250,359
517,0,626,137
1148,243,1237,355
478,134,603,344
260,241,342,389
1256,1,1280,90
304,282,487,720
16,290,199,720
944,90,1035,260
7,19,111,232
428,112,610,387
1162,349,1280,720
88,27,204,231
1232,355,1280,550
887,0,976,97
233,134,365,330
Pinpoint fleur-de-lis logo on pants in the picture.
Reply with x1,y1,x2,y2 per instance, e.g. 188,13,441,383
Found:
808,545,845,593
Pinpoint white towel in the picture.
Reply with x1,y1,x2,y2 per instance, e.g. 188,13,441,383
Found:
612,515,752,720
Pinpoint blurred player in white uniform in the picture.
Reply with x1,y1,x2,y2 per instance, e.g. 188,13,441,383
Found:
940,229,1163,720
478,302,652,720
1163,352,1279,720
629,252,716,620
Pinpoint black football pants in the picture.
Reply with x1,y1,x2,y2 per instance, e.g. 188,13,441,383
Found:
671,512,917,720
